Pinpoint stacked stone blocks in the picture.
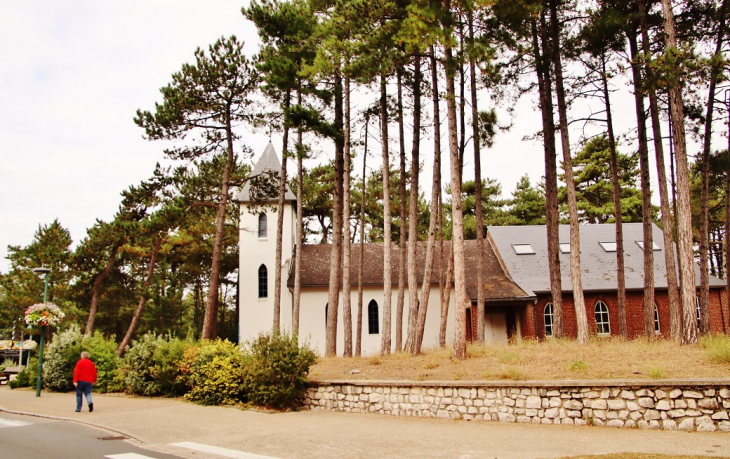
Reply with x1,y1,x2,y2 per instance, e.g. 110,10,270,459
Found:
303,382,730,432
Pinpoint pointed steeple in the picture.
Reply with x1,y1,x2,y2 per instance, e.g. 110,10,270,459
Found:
236,142,295,202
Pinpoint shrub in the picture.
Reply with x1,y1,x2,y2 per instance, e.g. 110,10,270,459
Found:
151,337,190,397
242,332,317,409
43,325,84,392
701,334,730,364
81,332,120,393
568,360,588,372
182,340,245,405
10,357,38,389
119,333,166,396
0,359,14,372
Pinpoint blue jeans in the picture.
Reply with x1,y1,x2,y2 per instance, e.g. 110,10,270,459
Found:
75,381,93,411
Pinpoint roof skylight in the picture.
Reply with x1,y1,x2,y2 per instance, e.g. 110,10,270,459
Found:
636,240,661,251
513,244,535,255
599,241,617,252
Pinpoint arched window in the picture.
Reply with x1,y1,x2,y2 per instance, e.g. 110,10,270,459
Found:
654,303,661,333
544,303,554,337
595,301,610,335
258,213,267,238
258,264,268,298
368,300,379,334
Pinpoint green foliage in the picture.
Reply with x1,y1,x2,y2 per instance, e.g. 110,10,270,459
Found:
700,334,730,364
568,360,589,372
82,332,120,393
9,357,37,389
43,325,84,392
0,220,75,331
181,340,246,405
151,336,191,397
118,333,166,396
0,359,13,372
559,135,645,224
648,366,664,380
242,332,317,409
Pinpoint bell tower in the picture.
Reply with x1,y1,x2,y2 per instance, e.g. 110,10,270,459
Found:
236,142,296,343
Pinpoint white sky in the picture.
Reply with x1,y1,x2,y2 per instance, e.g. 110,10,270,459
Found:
0,2,693,274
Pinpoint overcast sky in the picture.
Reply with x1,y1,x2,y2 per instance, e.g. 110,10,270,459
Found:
1,2,674,274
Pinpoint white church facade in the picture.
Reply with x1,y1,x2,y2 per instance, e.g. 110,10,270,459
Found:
237,145,730,356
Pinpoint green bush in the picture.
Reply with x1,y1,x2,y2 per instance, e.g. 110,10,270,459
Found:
118,333,166,396
242,332,317,409
701,334,730,364
151,336,190,397
9,358,38,389
82,332,120,393
181,340,246,405
43,325,83,392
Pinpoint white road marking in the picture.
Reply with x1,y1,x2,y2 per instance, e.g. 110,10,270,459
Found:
0,417,32,427
105,454,159,459
171,441,279,459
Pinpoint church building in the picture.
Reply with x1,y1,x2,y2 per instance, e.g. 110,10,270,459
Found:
237,145,729,356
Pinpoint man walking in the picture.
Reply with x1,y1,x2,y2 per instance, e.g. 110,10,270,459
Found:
73,351,97,412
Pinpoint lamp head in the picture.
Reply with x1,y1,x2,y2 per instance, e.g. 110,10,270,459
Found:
32,267,51,275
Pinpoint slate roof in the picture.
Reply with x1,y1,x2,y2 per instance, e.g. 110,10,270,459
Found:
236,142,295,202
487,223,725,296
287,240,532,302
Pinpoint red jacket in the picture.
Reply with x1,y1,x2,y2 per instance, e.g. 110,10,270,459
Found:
73,358,97,384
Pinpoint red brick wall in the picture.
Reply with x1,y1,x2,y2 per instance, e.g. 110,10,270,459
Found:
530,288,729,340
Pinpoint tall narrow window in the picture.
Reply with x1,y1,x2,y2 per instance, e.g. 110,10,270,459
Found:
544,303,554,337
325,303,328,327
258,264,268,298
368,300,379,334
258,213,267,238
595,301,610,335
654,303,661,333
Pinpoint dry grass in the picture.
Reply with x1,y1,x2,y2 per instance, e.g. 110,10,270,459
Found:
309,336,730,382
555,455,730,459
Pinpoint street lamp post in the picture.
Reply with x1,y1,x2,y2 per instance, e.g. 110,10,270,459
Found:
32,267,50,397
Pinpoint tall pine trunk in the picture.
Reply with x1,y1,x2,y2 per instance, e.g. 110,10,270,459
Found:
549,0,588,343
273,92,291,333
343,76,353,356
202,111,236,339
443,3,468,359
469,13,485,344
117,237,163,357
533,16,564,338
325,69,344,356
600,53,627,338
660,0,698,344
413,51,440,355
356,115,369,357
639,0,681,340
396,70,408,352
406,56,422,353
628,33,656,338
293,91,304,336
699,0,727,334
85,243,120,336
380,73,393,355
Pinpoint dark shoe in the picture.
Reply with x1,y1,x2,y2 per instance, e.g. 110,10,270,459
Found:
89,403,93,413
75,409,81,412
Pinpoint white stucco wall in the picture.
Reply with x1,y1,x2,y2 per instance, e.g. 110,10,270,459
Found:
292,285,456,356
238,201,295,344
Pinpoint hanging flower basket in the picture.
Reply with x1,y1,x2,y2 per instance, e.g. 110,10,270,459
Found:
24,303,65,328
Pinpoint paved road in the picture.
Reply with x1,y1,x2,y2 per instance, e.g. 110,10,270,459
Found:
0,412,185,459
2,386,730,458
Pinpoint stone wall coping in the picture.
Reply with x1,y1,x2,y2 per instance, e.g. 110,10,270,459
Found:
309,378,730,388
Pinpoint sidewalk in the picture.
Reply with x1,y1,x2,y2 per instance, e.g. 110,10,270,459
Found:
1,385,729,459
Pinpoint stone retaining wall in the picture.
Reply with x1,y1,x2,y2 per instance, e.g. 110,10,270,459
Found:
303,380,730,432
